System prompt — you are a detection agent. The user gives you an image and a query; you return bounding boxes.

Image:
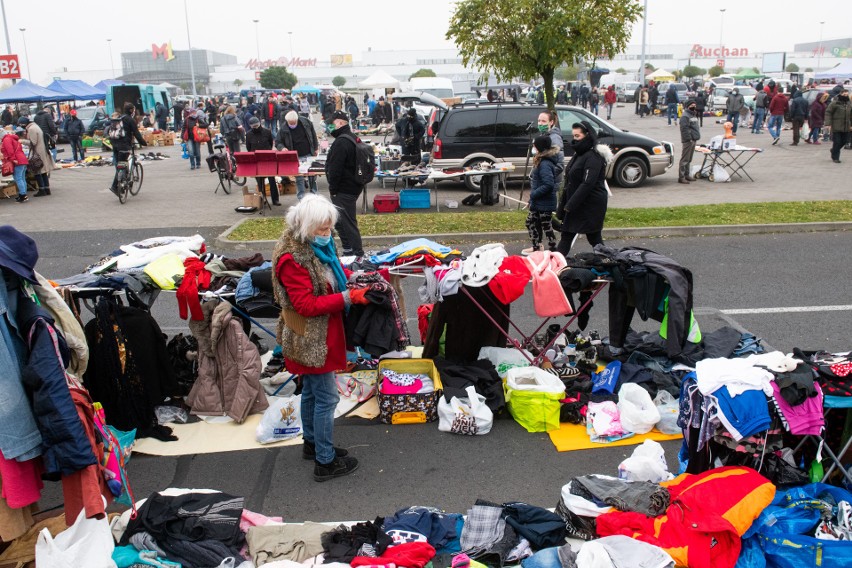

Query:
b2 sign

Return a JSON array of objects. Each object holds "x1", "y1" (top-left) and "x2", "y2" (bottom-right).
[{"x1": 0, "y1": 55, "x2": 22, "y2": 80}]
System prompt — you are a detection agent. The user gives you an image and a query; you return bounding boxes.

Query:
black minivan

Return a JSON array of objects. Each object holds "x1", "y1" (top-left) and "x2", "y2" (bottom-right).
[{"x1": 430, "y1": 102, "x2": 674, "y2": 190}]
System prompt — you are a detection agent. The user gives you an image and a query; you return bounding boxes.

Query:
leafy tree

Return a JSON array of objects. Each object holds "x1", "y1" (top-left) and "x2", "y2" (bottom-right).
[
  {"x1": 752, "y1": 67, "x2": 761, "y2": 74},
  {"x1": 332, "y1": 75, "x2": 347, "y2": 87},
  {"x1": 259, "y1": 66, "x2": 298, "y2": 90},
  {"x1": 555, "y1": 65, "x2": 579, "y2": 81},
  {"x1": 786, "y1": 63, "x2": 799, "y2": 72},
  {"x1": 805, "y1": 67, "x2": 813, "y2": 72},
  {"x1": 644, "y1": 63, "x2": 656, "y2": 72},
  {"x1": 615, "y1": 67, "x2": 627, "y2": 74},
  {"x1": 409, "y1": 68, "x2": 437, "y2": 79},
  {"x1": 447, "y1": 0, "x2": 642, "y2": 109},
  {"x1": 233, "y1": 78, "x2": 243, "y2": 88},
  {"x1": 708, "y1": 65, "x2": 724, "y2": 77},
  {"x1": 682, "y1": 65, "x2": 703, "y2": 78}
]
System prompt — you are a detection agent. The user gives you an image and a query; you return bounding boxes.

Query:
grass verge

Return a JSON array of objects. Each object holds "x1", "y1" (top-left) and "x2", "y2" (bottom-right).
[{"x1": 227, "y1": 201, "x2": 852, "y2": 241}]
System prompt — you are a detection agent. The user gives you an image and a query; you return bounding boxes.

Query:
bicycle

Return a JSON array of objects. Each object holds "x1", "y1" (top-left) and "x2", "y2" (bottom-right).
[
  {"x1": 212, "y1": 141, "x2": 247, "y2": 194},
  {"x1": 112, "y1": 147, "x2": 144, "y2": 204}
]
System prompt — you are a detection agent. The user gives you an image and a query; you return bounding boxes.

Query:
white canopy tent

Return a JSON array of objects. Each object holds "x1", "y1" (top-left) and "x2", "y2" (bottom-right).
[
  {"x1": 646, "y1": 69, "x2": 676, "y2": 82},
  {"x1": 358, "y1": 70, "x2": 401, "y2": 89},
  {"x1": 815, "y1": 60, "x2": 852, "y2": 81}
]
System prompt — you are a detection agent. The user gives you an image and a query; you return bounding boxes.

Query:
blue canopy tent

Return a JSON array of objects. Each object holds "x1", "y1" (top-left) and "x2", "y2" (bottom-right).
[
  {"x1": 0, "y1": 79, "x2": 66, "y2": 103},
  {"x1": 94, "y1": 79, "x2": 124, "y2": 92},
  {"x1": 46, "y1": 79, "x2": 105, "y2": 100},
  {"x1": 292, "y1": 85, "x2": 321, "y2": 94}
]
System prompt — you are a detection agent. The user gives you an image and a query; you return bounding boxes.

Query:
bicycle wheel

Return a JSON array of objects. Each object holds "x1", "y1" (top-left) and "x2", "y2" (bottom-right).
[
  {"x1": 130, "y1": 162, "x2": 143, "y2": 195},
  {"x1": 116, "y1": 173, "x2": 128, "y2": 204},
  {"x1": 233, "y1": 175, "x2": 247, "y2": 187},
  {"x1": 216, "y1": 164, "x2": 231, "y2": 194}
]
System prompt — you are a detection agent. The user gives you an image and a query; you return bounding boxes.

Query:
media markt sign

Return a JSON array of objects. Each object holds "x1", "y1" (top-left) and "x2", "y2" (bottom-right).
[
  {"x1": 152, "y1": 42, "x2": 176, "y2": 62},
  {"x1": 246, "y1": 57, "x2": 317, "y2": 70}
]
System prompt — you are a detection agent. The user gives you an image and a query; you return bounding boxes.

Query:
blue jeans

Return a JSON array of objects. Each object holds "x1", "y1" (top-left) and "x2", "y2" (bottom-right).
[
  {"x1": 300, "y1": 372, "x2": 339, "y2": 464},
  {"x1": 12, "y1": 164, "x2": 27, "y2": 196},
  {"x1": 667, "y1": 103, "x2": 678, "y2": 124},
  {"x1": 809, "y1": 126, "x2": 821, "y2": 143},
  {"x1": 768, "y1": 115, "x2": 783, "y2": 139},
  {"x1": 521, "y1": 547, "x2": 561, "y2": 568},
  {"x1": 187, "y1": 140, "x2": 201, "y2": 168},
  {"x1": 296, "y1": 175, "x2": 317, "y2": 200},
  {"x1": 726, "y1": 113, "x2": 740, "y2": 133},
  {"x1": 265, "y1": 119, "x2": 276, "y2": 137},
  {"x1": 590, "y1": 103, "x2": 599, "y2": 116},
  {"x1": 68, "y1": 136, "x2": 85, "y2": 161},
  {"x1": 752, "y1": 108, "x2": 765, "y2": 132}
]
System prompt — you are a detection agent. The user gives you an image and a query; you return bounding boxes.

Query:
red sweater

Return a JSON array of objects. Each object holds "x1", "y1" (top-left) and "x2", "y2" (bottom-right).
[
  {"x1": 604, "y1": 89, "x2": 617, "y2": 105},
  {"x1": 769, "y1": 94, "x2": 789, "y2": 116},
  {"x1": 276, "y1": 254, "x2": 347, "y2": 375}
]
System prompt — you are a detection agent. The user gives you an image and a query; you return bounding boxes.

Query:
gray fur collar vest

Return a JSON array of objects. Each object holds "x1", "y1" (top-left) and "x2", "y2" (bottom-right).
[{"x1": 272, "y1": 231, "x2": 330, "y2": 368}]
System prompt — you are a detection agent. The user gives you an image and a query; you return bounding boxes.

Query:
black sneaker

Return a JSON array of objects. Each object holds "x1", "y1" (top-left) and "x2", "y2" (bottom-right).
[
  {"x1": 302, "y1": 441, "x2": 349, "y2": 460},
  {"x1": 15, "y1": 194, "x2": 28, "y2": 203},
  {"x1": 314, "y1": 455, "x2": 358, "y2": 482}
]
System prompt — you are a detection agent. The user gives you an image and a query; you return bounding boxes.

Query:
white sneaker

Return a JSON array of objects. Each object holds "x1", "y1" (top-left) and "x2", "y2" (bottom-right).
[{"x1": 521, "y1": 246, "x2": 541, "y2": 256}]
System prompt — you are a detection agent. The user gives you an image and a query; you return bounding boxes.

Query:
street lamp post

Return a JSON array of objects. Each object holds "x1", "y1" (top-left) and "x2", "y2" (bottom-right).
[
  {"x1": 288, "y1": 31, "x2": 293, "y2": 61},
  {"x1": 183, "y1": 0, "x2": 197, "y2": 97},
  {"x1": 648, "y1": 23, "x2": 653, "y2": 55},
  {"x1": 107, "y1": 39, "x2": 115, "y2": 79},
  {"x1": 19, "y1": 27, "x2": 29, "y2": 81},
  {"x1": 817, "y1": 21, "x2": 825, "y2": 70},
  {"x1": 252, "y1": 19, "x2": 260, "y2": 63},
  {"x1": 0, "y1": 0, "x2": 15, "y2": 83},
  {"x1": 638, "y1": 0, "x2": 647, "y2": 83},
  {"x1": 719, "y1": 9, "x2": 726, "y2": 70}
]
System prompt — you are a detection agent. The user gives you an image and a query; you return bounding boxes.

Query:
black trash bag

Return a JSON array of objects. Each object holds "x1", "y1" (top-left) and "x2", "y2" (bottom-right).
[{"x1": 166, "y1": 333, "x2": 198, "y2": 395}]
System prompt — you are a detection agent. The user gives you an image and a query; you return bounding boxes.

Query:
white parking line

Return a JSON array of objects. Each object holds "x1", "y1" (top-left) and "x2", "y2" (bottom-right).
[{"x1": 720, "y1": 305, "x2": 852, "y2": 315}]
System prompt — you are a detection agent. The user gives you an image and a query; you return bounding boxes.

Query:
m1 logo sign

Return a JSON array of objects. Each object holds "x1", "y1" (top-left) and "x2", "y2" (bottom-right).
[{"x1": 0, "y1": 55, "x2": 21, "y2": 80}]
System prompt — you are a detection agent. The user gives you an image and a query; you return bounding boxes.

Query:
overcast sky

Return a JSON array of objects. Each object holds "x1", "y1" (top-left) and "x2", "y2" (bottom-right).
[{"x1": 3, "y1": 0, "x2": 850, "y2": 82}]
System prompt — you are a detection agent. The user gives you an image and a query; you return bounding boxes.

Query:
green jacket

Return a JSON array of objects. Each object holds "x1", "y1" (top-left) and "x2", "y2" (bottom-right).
[{"x1": 825, "y1": 98, "x2": 852, "y2": 133}]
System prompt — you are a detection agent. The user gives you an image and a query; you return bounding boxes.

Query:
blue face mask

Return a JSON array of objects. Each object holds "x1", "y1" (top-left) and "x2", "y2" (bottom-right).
[{"x1": 313, "y1": 235, "x2": 331, "y2": 246}]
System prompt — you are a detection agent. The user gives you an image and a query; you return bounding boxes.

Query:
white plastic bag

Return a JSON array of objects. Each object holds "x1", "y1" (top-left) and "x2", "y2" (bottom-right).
[
  {"x1": 616, "y1": 384, "x2": 660, "y2": 434},
  {"x1": 505, "y1": 366, "x2": 565, "y2": 393},
  {"x1": 478, "y1": 346, "x2": 533, "y2": 378},
  {"x1": 712, "y1": 164, "x2": 730, "y2": 183},
  {"x1": 438, "y1": 386, "x2": 494, "y2": 435},
  {"x1": 36, "y1": 508, "x2": 117, "y2": 568},
  {"x1": 653, "y1": 391, "x2": 681, "y2": 435},
  {"x1": 256, "y1": 395, "x2": 302, "y2": 444},
  {"x1": 618, "y1": 440, "x2": 674, "y2": 483}
]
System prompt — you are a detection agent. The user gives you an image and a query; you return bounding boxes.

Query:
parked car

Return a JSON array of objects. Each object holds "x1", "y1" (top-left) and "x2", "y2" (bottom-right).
[
  {"x1": 802, "y1": 85, "x2": 837, "y2": 107},
  {"x1": 616, "y1": 82, "x2": 641, "y2": 103},
  {"x1": 72, "y1": 106, "x2": 111, "y2": 137},
  {"x1": 430, "y1": 102, "x2": 674, "y2": 190},
  {"x1": 710, "y1": 86, "x2": 757, "y2": 111},
  {"x1": 656, "y1": 83, "x2": 692, "y2": 106}
]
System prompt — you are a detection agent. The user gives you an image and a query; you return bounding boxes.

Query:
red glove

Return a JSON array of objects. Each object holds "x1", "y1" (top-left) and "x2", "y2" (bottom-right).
[{"x1": 349, "y1": 288, "x2": 370, "y2": 305}]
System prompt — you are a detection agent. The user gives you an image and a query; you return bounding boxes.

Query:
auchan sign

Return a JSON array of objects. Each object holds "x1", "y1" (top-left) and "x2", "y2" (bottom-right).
[
  {"x1": 689, "y1": 44, "x2": 749, "y2": 58},
  {"x1": 246, "y1": 57, "x2": 317, "y2": 70}
]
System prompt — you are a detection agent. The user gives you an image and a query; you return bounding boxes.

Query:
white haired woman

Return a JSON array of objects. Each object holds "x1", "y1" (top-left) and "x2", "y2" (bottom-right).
[{"x1": 272, "y1": 195, "x2": 368, "y2": 481}]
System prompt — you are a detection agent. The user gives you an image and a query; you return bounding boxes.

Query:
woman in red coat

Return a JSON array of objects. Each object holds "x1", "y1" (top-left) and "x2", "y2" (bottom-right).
[
  {"x1": 1, "y1": 130, "x2": 30, "y2": 203},
  {"x1": 604, "y1": 85, "x2": 617, "y2": 120},
  {"x1": 271, "y1": 195, "x2": 368, "y2": 481}
]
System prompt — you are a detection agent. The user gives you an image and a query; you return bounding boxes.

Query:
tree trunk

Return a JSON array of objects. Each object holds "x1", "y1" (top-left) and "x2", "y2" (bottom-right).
[{"x1": 542, "y1": 67, "x2": 555, "y2": 110}]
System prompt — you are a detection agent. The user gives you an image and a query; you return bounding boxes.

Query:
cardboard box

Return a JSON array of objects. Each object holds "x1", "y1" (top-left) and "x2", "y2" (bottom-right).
[
  {"x1": 280, "y1": 178, "x2": 297, "y2": 194},
  {"x1": 2, "y1": 183, "x2": 17, "y2": 199},
  {"x1": 242, "y1": 191, "x2": 261, "y2": 210}
]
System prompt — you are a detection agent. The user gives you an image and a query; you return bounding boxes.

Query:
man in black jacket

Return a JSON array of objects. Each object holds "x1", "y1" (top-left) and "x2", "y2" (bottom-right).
[
  {"x1": 275, "y1": 110, "x2": 319, "y2": 200},
  {"x1": 155, "y1": 102, "x2": 169, "y2": 131},
  {"x1": 0, "y1": 105, "x2": 13, "y2": 126},
  {"x1": 108, "y1": 103, "x2": 147, "y2": 194},
  {"x1": 395, "y1": 108, "x2": 426, "y2": 158},
  {"x1": 64, "y1": 109, "x2": 86, "y2": 162},
  {"x1": 371, "y1": 98, "x2": 392, "y2": 125},
  {"x1": 245, "y1": 116, "x2": 280, "y2": 206},
  {"x1": 34, "y1": 107, "x2": 58, "y2": 161},
  {"x1": 325, "y1": 110, "x2": 364, "y2": 257},
  {"x1": 172, "y1": 100, "x2": 185, "y2": 131}
]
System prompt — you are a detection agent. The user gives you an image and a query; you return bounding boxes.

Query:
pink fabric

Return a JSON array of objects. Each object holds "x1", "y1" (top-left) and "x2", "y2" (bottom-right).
[
  {"x1": 771, "y1": 382, "x2": 825, "y2": 435},
  {"x1": 0, "y1": 451, "x2": 44, "y2": 509},
  {"x1": 381, "y1": 377, "x2": 423, "y2": 395},
  {"x1": 240, "y1": 509, "x2": 283, "y2": 532},
  {"x1": 525, "y1": 251, "x2": 572, "y2": 317}
]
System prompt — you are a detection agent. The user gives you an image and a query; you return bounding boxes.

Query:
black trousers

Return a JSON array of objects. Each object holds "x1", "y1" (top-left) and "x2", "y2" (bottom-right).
[
  {"x1": 255, "y1": 176, "x2": 279, "y2": 204},
  {"x1": 330, "y1": 191, "x2": 364, "y2": 256},
  {"x1": 525, "y1": 210, "x2": 556, "y2": 250},
  {"x1": 831, "y1": 131, "x2": 850, "y2": 161},
  {"x1": 556, "y1": 231, "x2": 603, "y2": 256}
]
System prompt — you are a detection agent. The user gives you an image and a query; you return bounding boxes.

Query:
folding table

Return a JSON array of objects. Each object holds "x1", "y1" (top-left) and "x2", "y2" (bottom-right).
[
  {"x1": 697, "y1": 145, "x2": 763, "y2": 182},
  {"x1": 794, "y1": 395, "x2": 852, "y2": 485},
  {"x1": 458, "y1": 279, "x2": 610, "y2": 367}
]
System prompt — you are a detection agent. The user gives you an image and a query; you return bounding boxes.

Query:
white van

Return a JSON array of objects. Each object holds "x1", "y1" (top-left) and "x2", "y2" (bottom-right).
[{"x1": 409, "y1": 77, "x2": 454, "y2": 99}]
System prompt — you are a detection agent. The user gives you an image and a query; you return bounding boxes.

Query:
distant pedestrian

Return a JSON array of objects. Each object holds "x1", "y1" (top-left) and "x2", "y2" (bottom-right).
[
  {"x1": 788, "y1": 91, "x2": 808, "y2": 146},
  {"x1": 589, "y1": 88, "x2": 600, "y2": 116},
  {"x1": 395, "y1": 108, "x2": 425, "y2": 158},
  {"x1": 768, "y1": 91, "x2": 789, "y2": 145},
  {"x1": 155, "y1": 101, "x2": 169, "y2": 131},
  {"x1": 825, "y1": 88, "x2": 851, "y2": 163},
  {"x1": 324, "y1": 110, "x2": 365, "y2": 257},
  {"x1": 556, "y1": 85, "x2": 569, "y2": 105},
  {"x1": 579, "y1": 84, "x2": 589, "y2": 109},
  {"x1": 524, "y1": 135, "x2": 562, "y2": 255},
  {"x1": 1, "y1": 105, "x2": 13, "y2": 127},
  {"x1": 752, "y1": 89, "x2": 769, "y2": 133},
  {"x1": 695, "y1": 89, "x2": 708, "y2": 127},
  {"x1": 678, "y1": 100, "x2": 701, "y2": 184},
  {"x1": 633, "y1": 84, "x2": 642, "y2": 114},
  {"x1": 262, "y1": 95, "x2": 279, "y2": 137},
  {"x1": 603, "y1": 85, "x2": 616, "y2": 120},
  {"x1": 638, "y1": 86, "x2": 650, "y2": 117},
  {"x1": 807, "y1": 92, "x2": 828, "y2": 145},
  {"x1": 1, "y1": 129, "x2": 30, "y2": 203},
  {"x1": 245, "y1": 116, "x2": 280, "y2": 206},
  {"x1": 63, "y1": 109, "x2": 86, "y2": 162},
  {"x1": 19, "y1": 117, "x2": 54, "y2": 197},
  {"x1": 219, "y1": 105, "x2": 244, "y2": 153},
  {"x1": 665, "y1": 84, "x2": 680, "y2": 126}
]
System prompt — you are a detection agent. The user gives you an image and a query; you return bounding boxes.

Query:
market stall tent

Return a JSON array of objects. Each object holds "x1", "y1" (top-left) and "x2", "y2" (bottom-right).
[
  {"x1": 359, "y1": 70, "x2": 401, "y2": 89},
  {"x1": 46, "y1": 79, "x2": 105, "y2": 100},
  {"x1": 733, "y1": 70, "x2": 763, "y2": 81},
  {"x1": 815, "y1": 60, "x2": 852, "y2": 80},
  {"x1": 292, "y1": 85, "x2": 321, "y2": 94},
  {"x1": 0, "y1": 79, "x2": 67, "y2": 103},
  {"x1": 645, "y1": 69, "x2": 676, "y2": 82},
  {"x1": 94, "y1": 79, "x2": 124, "y2": 92}
]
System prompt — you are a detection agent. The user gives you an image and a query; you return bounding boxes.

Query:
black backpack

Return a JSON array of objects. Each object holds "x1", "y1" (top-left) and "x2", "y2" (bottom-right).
[{"x1": 338, "y1": 133, "x2": 375, "y2": 186}]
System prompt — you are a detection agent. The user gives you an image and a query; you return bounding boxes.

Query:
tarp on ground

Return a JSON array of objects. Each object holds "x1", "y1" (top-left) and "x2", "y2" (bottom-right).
[
  {"x1": 815, "y1": 60, "x2": 852, "y2": 80},
  {"x1": 46, "y1": 79, "x2": 104, "y2": 100},
  {"x1": 0, "y1": 79, "x2": 67, "y2": 103},
  {"x1": 359, "y1": 70, "x2": 400, "y2": 89}
]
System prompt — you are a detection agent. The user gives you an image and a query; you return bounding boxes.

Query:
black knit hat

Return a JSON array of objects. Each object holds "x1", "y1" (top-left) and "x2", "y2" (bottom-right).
[{"x1": 533, "y1": 135, "x2": 552, "y2": 153}]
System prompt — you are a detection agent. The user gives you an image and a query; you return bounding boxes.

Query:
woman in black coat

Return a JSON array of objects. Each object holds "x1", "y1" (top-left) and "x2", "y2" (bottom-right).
[{"x1": 555, "y1": 121, "x2": 613, "y2": 256}]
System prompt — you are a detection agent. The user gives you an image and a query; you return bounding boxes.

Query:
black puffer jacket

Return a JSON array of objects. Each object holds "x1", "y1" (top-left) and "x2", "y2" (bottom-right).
[
  {"x1": 34, "y1": 110, "x2": 57, "y2": 138},
  {"x1": 325, "y1": 124, "x2": 362, "y2": 196},
  {"x1": 557, "y1": 140, "x2": 613, "y2": 234}
]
